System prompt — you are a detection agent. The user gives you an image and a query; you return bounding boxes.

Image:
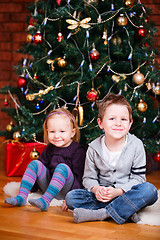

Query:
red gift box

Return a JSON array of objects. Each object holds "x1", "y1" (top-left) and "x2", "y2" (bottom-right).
[{"x1": 5, "y1": 142, "x2": 46, "y2": 177}]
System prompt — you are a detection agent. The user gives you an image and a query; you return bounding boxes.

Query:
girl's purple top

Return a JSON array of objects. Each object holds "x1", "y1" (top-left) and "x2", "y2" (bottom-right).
[{"x1": 32, "y1": 141, "x2": 86, "y2": 192}]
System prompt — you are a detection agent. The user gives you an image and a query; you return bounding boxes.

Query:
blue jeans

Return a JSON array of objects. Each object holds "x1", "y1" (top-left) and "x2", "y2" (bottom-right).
[{"x1": 65, "y1": 182, "x2": 158, "y2": 224}]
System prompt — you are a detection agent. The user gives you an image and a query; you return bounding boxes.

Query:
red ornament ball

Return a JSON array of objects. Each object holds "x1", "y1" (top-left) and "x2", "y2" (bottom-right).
[
  {"x1": 33, "y1": 31, "x2": 43, "y2": 44},
  {"x1": 145, "y1": 16, "x2": 150, "y2": 23},
  {"x1": 33, "y1": 74, "x2": 38, "y2": 80},
  {"x1": 142, "y1": 42, "x2": 150, "y2": 49},
  {"x1": 136, "y1": 27, "x2": 147, "y2": 38},
  {"x1": 17, "y1": 76, "x2": 27, "y2": 88},
  {"x1": 86, "y1": 88, "x2": 99, "y2": 102},
  {"x1": 153, "y1": 152, "x2": 160, "y2": 162},
  {"x1": 56, "y1": 0, "x2": 62, "y2": 5},
  {"x1": 89, "y1": 48, "x2": 100, "y2": 61},
  {"x1": 4, "y1": 100, "x2": 9, "y2": 106},
  {"x1": 29, "y1": 17, "x2": 37, "y2": 26}
]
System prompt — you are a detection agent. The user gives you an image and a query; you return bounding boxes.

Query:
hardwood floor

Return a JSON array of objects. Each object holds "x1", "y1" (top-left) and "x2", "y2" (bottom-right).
[{"x1": 0, "y1": 140, "x2": 160, "y2": 240}]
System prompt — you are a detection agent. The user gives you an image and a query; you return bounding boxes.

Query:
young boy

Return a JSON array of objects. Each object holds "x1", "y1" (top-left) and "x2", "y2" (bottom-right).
[{"x1": 65, "y1": 93, "x2": 158, "y2": 224}]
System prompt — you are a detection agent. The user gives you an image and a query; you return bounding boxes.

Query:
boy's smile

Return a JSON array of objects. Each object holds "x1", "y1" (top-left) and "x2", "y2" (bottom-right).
[{"x1": 97, "y1": 104, "x2": 133, "y2": 149}]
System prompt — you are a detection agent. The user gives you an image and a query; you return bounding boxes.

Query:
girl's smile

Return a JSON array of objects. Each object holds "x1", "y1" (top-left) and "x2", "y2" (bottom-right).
[{"x1": 47, "y1": 115, "x2": 76, "y2": 148}]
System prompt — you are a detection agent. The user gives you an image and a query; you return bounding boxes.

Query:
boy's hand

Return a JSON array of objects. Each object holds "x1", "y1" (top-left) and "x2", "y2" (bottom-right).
[
  {"x1": 92, "y1": 186, "x2": 124, "y2": 202},
  {"x1": 102, "y1": 187, "x2": 124, "y2": 202},
  {"x1": 95, "y1": 186, "x2": 108, "y2": 202}
]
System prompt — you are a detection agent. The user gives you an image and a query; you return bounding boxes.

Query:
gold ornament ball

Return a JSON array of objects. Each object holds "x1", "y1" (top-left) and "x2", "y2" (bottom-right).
[
  {"x1": 133, "y1": 71, "x2": 145, "y2": 85},
  {"x1": 111, "y1": 36, "x2": 122, "y2": 45},
  {"x1": 125, "y1": 0, "x2": 134, "y2": 8},
  {"x1": 153, "y1": 82, "x2": 160, "y2": 95},
  {"x1": 13, "y1": 131, "x2": 21, "y2": 140},
  {"x1": 26, "y1": 34, "x2": 33, "y2": 43},
  {"x1": 6, "y1": 122, "x2": 13, "y2": 131},
  {"x1": 30, "y1": 148, "x2": 40, "y2": 160},
  {"x1": 58, "y1": 58, "x2": 67, "y2": 67},
  {"x1": 116, "y1": 14, "x2": 128, "y2": 26},
  {"x1": 137, "y1": 100, "x2": 148, "y2": 112}
]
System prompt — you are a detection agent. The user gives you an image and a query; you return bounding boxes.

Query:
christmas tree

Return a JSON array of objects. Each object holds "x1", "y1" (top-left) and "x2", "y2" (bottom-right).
[{"x1": 0, "y1": 0, "x2": 159, "y2": 156}]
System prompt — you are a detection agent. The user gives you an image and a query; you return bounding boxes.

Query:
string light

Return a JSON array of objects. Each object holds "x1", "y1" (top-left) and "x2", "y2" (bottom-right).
[{"x1": 80, "y1": 60, "x2": 85, "y2": 67}]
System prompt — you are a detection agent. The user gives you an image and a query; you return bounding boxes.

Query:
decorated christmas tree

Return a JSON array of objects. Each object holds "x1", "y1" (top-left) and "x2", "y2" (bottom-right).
[{"x1": 0, "y1": 0, "x2": 160, "y2": 158}]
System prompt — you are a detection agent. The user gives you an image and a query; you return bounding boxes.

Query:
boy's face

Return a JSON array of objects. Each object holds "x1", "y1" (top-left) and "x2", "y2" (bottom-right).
[{"x1": 97, "y1": 104, "x2": 133, "y2": 141}]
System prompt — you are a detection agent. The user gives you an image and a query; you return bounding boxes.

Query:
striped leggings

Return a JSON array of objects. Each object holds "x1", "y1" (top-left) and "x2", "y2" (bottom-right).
[{"x1": 19, "y1": 160, "x2": 74, "y2": 200}]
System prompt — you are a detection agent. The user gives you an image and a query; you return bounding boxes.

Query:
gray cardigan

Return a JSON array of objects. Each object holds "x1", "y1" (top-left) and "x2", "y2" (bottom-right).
[{"x1": 83, "y1": 133, "x2": 146, "y2": 192}]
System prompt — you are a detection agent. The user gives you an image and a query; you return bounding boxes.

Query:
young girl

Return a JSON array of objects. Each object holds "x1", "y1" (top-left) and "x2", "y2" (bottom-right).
[
  {"x1": 65, "y1": 93, "x2": 158, "y2": 224},
  {"x1": 5, "y1": 108, "x2": 86, "y2": 211}
]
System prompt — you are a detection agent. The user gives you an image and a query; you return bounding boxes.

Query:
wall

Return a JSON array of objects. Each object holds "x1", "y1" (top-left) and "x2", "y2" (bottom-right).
[
  {"x1": 0, "y1": 0, "x2": 33, "y2": 130},
  {"x1": 143, "y1": 0, "x2": 160, "y2": 65},
  {"x1": 0, "y1": 0, "x2": 160, "y2": 131}
]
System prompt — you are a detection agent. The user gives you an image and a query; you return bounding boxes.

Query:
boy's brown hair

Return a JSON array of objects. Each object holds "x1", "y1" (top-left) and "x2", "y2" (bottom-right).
[
  {"x1": 43, "y1": 108, "x2": 80, "y2": 144},
  {"x1": 97, "y1": 93, "x2": 133, "y2": 122}
]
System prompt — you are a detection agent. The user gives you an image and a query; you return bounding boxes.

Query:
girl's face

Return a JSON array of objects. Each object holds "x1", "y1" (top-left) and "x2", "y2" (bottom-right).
[
  {"x1": 47, "y1": 115, "x2": 76, "y2": 148},
  {"x1": 97, "y1": 104, "x2": 133, "y2": 142}
]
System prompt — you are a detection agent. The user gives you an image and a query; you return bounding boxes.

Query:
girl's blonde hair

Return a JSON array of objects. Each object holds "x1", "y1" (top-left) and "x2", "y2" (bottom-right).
[{"x1": 43, "y1": 108, "x2": 80, "y2": 144}]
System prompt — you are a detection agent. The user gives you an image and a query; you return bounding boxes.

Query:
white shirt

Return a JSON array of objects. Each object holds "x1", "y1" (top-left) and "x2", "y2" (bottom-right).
[{"x1": 102, "y1": 136, "x2": 127, "y2": 168}]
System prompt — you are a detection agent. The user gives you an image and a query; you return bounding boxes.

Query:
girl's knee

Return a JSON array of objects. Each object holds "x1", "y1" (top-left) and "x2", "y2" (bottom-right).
[
  {"x1": 55, "y1": 163, "x2": 70, "y2": 171},
  {"x1": 28, "y1": 159, "x2": 39, "y2": 168},
  {"x1": 55, "y1": 163, "x2": 71, "y2": 178},
  {"x1": 28, "y1": 160, "x2": 44, "y2": 174}
]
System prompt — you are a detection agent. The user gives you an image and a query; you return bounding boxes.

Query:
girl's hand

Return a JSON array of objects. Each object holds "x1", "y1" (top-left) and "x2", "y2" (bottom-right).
[{"x1": 62, "y1": 200, "x2": 68, "y2": 211}]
